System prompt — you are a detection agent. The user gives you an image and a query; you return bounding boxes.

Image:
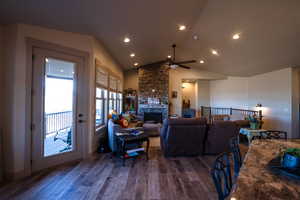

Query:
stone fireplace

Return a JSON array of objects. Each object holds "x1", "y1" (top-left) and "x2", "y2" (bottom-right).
[{"x1": 138, "y1": 65, "x2": 169, "y2": 120}]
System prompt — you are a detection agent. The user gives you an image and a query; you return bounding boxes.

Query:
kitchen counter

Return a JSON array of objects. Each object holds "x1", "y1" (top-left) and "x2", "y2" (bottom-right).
[{"x1": 230, "y1": 139, "x2": 300, "y2": 200}]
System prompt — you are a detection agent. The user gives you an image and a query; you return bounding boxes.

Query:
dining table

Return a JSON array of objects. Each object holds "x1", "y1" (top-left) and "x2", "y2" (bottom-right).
[{"x1": 230, "y1": 139, "x2": 300, "y2": 200}]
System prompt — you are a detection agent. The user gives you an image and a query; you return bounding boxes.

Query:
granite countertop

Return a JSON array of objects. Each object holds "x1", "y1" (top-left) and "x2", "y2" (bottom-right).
[{"x1": 230, "y1": 139, "x2": 300, "y2": 200}]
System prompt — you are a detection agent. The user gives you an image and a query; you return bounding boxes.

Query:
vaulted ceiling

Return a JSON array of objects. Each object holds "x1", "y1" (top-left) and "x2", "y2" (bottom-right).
[{"x1": 1, "y1": 0, "x2": 300, "y2": 76}]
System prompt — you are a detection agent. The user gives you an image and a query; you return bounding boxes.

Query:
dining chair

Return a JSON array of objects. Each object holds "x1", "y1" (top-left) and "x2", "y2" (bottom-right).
[
  {"x1": 229, "y1": 136, "x2": 242, "y2": 179},
  {"x1": 211, "y1": 152, "x2": 233, "y2": 200},
  {"x1": 259, "y1": 130, "x2": 287, "y2": 140}
]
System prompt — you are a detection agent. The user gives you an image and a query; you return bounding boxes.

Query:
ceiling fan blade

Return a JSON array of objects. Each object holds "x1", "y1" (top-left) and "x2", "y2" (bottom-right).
[
  {"x1": 138, "y1": 60, "x2": 167, "y2": 68},
  {"x1": 177, "y1": 64, "x2": 191, "y2": 69},
  {"x1": 174, "y1": 60, "x2": 197, "y2": 65}
]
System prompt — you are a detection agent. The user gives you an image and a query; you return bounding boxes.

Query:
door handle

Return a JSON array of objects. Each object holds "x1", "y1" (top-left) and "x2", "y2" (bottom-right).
[
  {"x1": 78, "y1": 119, "x2": 86, "y2": 123},
  {"x1": 78, "y1": 113, "x2": 84, "y2": 117}
]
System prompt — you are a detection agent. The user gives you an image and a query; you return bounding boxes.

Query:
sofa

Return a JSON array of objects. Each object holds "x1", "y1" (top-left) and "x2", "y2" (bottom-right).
[
  {"x1": 204, "y1": 121, "x2": 240, "y2": 154},
  {"x1": 160, "y1": 118, "x2": 207, "y2": 157},
  {"x1": 160, "y1": 118, "x2": 242, "y2": 156}
]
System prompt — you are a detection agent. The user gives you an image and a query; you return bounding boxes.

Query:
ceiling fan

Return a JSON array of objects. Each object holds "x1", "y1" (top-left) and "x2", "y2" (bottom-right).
[{"x1": 138, "y1": 44, "x2": 196, "y2": 69}]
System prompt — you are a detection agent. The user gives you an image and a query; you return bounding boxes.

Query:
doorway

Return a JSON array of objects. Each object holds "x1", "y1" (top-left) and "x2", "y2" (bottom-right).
[
  {"x1": 181, "y1": 80, "x2": 196, "y2": 118},
  {"x1": 31, "y1": 47, "x2": 86, "y2": 172}
]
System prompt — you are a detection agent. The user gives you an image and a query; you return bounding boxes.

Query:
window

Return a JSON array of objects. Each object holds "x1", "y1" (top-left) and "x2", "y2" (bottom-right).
[
  {"x1": 116, "y1": 92, "x2": 123, "y2": 114},
  {"x1": 95, "y1": 88, "x2": 107, "y2": 127},
  {"x1": 95, "y1": 59, "x2": 123, "y2": 130},
  {"x1": 109, "y1": 91, "x2": 117, "y2": 114}
]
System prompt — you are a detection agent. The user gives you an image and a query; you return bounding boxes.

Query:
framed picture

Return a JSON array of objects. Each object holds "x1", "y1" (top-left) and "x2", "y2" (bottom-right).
[{"x1": 172, "y1": 91, "x2": 177, "y2": 98}]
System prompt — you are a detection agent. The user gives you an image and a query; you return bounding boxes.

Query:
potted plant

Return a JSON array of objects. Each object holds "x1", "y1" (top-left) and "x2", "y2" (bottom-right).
[
  {"x1": 246, "y1": 114, "x2": 261, "y2": 130},
  {"x1": 282, "y1": 148, "x2": 300, "y2": 169}
]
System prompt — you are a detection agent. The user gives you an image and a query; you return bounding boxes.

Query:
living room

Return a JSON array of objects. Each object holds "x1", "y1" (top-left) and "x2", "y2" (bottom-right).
[{"x1": 1, "y1": 1, "x2": 300, "y2": 200}]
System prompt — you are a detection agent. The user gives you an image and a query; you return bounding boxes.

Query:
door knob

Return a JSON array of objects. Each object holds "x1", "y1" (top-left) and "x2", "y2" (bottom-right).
[{"x1": 78, "y1": 113, "x2": 83, "y2": 117}]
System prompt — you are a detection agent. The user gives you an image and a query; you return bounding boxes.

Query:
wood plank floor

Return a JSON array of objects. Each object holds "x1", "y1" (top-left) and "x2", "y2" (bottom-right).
[{"x1": 0, "y1": 138, "x2": 222, "y2": 200}]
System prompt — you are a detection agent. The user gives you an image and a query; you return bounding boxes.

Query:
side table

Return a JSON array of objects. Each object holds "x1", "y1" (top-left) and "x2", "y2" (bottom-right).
[
  {"x1": 116, "y1": 133, "x2": 150, "y2": 166},
  {"x1": 239, "y1": 128, "x2": 266, "y2": 144}
]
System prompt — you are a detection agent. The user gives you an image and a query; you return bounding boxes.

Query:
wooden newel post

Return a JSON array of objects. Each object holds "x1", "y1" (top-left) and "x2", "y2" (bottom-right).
[
  {"x1": 258, "y1": 110, "x2": 262, "y2": 121},
  {"x1": 200, "y1": 106, "x2": 204, "y2": 117}
]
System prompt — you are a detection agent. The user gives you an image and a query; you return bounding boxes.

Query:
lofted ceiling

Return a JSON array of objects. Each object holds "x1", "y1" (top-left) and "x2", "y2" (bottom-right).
[{"x1": 1, "y1": 0, "x2": 300, "y2": 76}]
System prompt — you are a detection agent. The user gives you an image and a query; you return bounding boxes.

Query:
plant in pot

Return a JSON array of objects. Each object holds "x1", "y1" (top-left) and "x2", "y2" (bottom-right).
[
  {"x1": 246, "y1": 114, "x2": 262, "y2": 130},
  {"x1": 282, "y1": 148, "x2": 300, "y2": 169}
]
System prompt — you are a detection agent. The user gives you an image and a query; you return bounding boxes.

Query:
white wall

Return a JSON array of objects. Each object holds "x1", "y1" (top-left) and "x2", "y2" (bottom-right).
[
  {"x1": 248, "y1": 68, "x2": 293, "y2": 136},
  {"x1": 2, "y1": 24, "x2": 124, "y2": 178},
  {"x1": 210, "y1": 68, "x2": 297, "y2": 138},
  {"x1": 196, "y1": 80, "x2": 210, "y2": 108},
  {"x1": 210, "y1": 77, "x2": 249, "y2": 109}
]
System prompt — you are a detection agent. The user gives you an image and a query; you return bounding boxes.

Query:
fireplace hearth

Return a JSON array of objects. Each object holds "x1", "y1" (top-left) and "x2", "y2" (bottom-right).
[{"x1": 143, "y1": 112, "x2": 163, "y2": 123}]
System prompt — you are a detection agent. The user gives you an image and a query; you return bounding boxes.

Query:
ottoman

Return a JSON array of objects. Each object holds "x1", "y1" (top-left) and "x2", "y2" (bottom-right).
[{"x1": 143, "y1": 123, "x2": 162, "y2": 137}]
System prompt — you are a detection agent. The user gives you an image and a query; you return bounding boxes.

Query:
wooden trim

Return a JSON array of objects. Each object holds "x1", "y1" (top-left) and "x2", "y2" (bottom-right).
[{"x1": 25, "y1": 38, "x2": 90, "y2": 178}]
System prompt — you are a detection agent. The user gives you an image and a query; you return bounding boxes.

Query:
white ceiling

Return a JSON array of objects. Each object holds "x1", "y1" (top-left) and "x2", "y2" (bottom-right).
[{"x1": 1, "y1": 0, "x2": 300, "y2": 76}]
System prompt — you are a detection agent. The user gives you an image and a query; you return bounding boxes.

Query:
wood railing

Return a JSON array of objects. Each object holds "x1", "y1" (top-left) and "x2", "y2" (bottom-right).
[{"x1": 200, "y1": 106, "x2": 260, "y2": 123}]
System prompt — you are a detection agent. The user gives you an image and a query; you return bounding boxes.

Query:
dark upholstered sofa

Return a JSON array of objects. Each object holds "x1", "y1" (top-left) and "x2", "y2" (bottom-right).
[
  {"x1": 160, "y1": 118, "x2": 207, "y2": 157},
  {"x1": 160, "y1": 118, "x2": 242, "y2": 156},
  {"x1": 204, "y1": 121, "x2": 239, "y2": 154}
]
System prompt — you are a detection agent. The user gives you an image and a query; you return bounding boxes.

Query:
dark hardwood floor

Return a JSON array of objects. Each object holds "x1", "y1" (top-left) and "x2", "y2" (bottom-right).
[{"x1": 0, "y1": 138, "x2": 222, "y2": 200}]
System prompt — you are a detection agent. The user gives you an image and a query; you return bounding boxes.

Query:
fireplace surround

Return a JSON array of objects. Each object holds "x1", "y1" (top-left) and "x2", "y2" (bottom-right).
[{"x1": 138, "y1": 65, "x2": 169, "y2": 120}]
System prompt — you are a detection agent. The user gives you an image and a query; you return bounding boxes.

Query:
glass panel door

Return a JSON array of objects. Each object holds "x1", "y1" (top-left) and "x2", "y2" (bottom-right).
[
  {"x1": 31, "y1": 47, "x2": 85, "y2": 172},
  {"x1": 44, "y1": 58, "x2": 75, "y2": 157}
]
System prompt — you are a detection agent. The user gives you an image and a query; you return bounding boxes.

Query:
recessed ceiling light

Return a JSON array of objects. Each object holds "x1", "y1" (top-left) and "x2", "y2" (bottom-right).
[
  {"x1": 60, "y1": 69, "x2": 64, "y2": 72},
  {"x1": 167, "y1": 55, "x2": 172, "y2": 59},
  {"x1": 45, "y1": 58, "x2": 49, "y2": 62},
  {"x1": 211, "y1": 49, "x2": 219, "y2": 55},
  {"x1": 134, "y1": 62, "x2": 138, "y2": 66},
  {"x1": 178, "y1": 25, "x2": 186, "y2": 31},
  {"x1": 130, "y1": 53, "x2": 135, "y2": 57},
  {"x1": 193, "y1": 35, "x2": 199, "y2": 40},
  {"x1": 200, "y1": 60, "x2": 205, "y2": 64},
  {"x1": 124, "y1": 37, "x2": 130, "y2": 43},
  {"x1": 232, "y1": 33, "x2": 240, "y2": 40}
]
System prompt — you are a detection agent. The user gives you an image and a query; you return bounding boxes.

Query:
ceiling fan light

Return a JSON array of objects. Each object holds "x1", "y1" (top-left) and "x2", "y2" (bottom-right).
[{"x1": 170, "y1": 64, "x2": 178, "y2": 69}]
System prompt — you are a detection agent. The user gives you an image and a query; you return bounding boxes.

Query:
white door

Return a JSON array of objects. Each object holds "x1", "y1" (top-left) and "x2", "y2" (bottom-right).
[{"x1": 31, "y1": 47, "x2": 85, "y2": 172}]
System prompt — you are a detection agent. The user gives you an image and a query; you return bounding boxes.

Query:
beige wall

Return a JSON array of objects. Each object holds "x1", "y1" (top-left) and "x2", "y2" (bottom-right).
[
  {"x1": 2, "y1": 24, "x2": 18, "y2": 177},
  {"x1": 182, "y1": 82, "x2": 196, "y2": 109},
  {"x1": 124, "y1": 69, "x2": 138, "y2": 90},
  {"x1": 2, "y1": 24, "x2": 123, "y2": 178},
  {"x1": 210, "y1": 68, "x2": 298, "y2": 138},
  {"x1": 0, "y1": 25, "x2": 4, "y2": 182}
]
